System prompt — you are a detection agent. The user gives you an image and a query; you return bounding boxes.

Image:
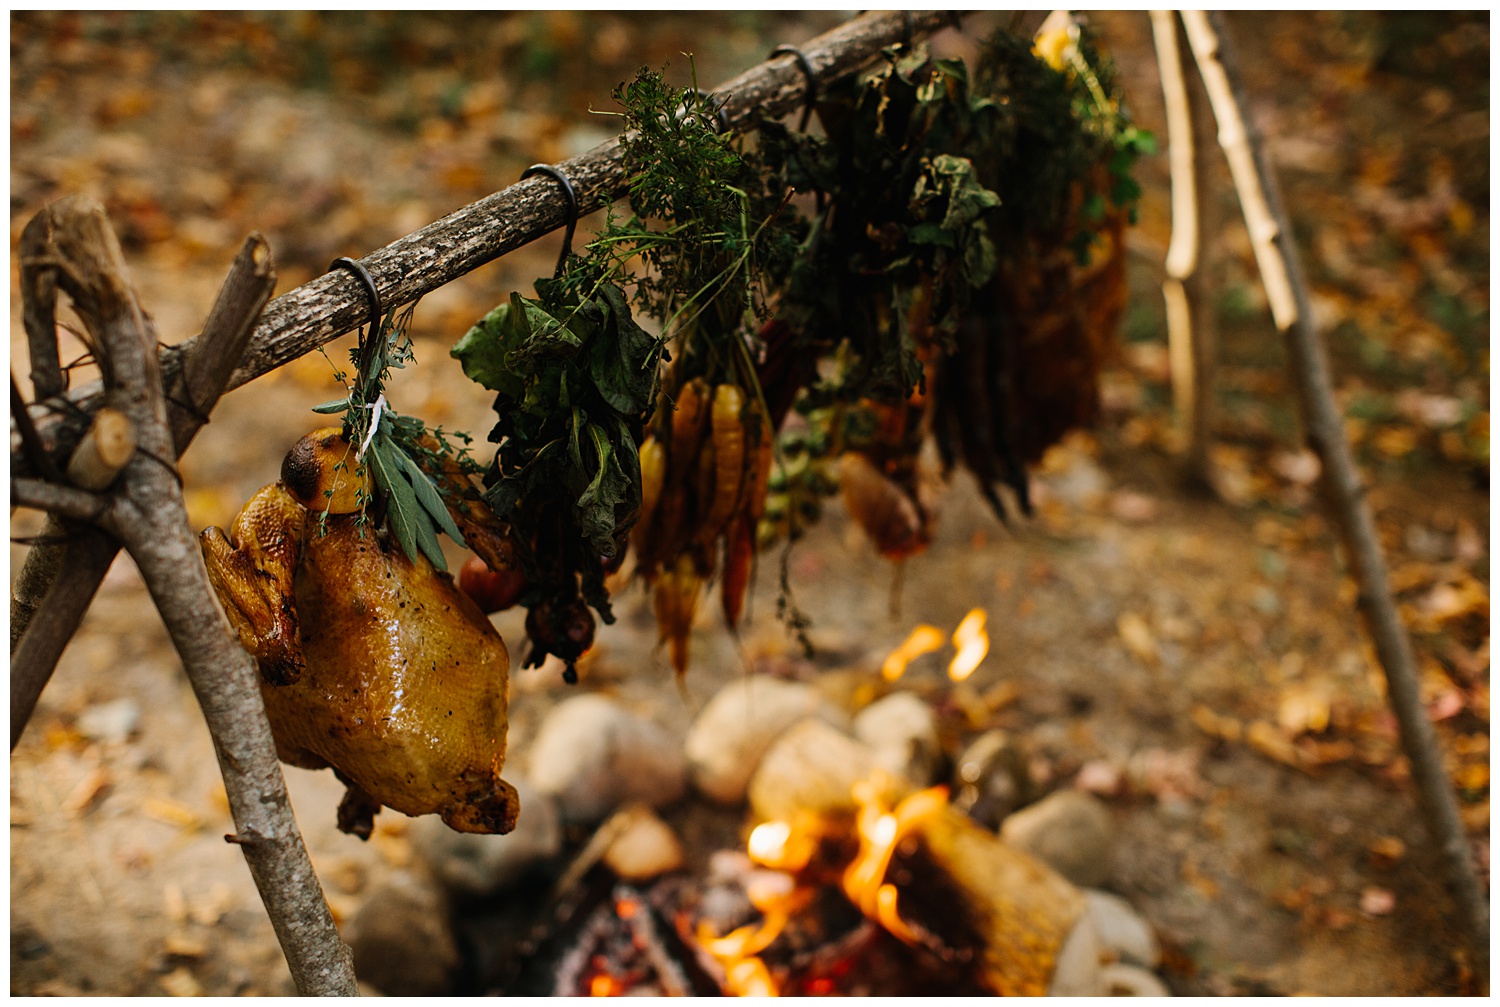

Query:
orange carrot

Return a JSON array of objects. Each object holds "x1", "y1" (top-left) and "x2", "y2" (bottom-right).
[
  {"x1": 720, "y1": 514, "x2": 754, "y2": 630},
  {"x1": 704, "y1": 384, "x2": 746, "y2": 536}
]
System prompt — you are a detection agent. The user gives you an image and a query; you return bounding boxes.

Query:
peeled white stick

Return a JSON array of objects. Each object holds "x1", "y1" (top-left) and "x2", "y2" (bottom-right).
[{"x1": 1150, "y1": 10, "x2": 1199, "y2": 433}]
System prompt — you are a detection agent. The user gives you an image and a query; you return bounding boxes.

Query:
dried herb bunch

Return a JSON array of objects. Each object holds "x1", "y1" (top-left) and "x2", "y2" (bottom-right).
[
  {"x1": 455, "y1": 24, "x2": 1151, "y2": 681},
  {"x1": 762, "y1": 25, "x2": 1151, "y2": 560}
]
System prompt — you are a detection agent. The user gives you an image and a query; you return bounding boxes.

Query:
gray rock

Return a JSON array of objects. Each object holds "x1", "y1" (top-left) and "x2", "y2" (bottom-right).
[
  {"x1": 685, "y1": 676, "x2": 849, "y2": 805},
  {"x1": 1047, "y1": 912, "x2": 1103, "y2": 996},
  {"x1": 954, "y1": 729, "x2": 1033, "y2": 829},
  {"x1": 1084, "y1": 889, "x2": 1160, "y2": 968},
  {"x1": 346, "y1": 872, "x2": 458, "y2": 997},
  {"x1": 76, "y1": 698, "x2": 141, "y2": 744},
  {"x1": 1000, "y1": 790, "x2": 1115, "y2": 888},
  {"x1": 1098, "y1": 963, "x2": 1171, "y2": 996},
  {"x1": 602, "y1": 806, "x2": 684, "y2": 881},
  {"x1": 748, "y1": 719, "x2": 878, "y2": 822},
  {"x1": 526, "y1": 694, "x2": 686, "y2": 825},
  {"x1": 852, "y1": 691, "x2": 941, "y2": 786},
  {"x1": 410, "y1": 777, "x2": 561, "y2": 899}
]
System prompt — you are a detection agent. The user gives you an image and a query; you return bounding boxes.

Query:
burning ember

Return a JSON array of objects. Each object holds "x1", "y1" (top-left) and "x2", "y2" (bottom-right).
[
  {"x1": 695, "y1": 869, "x2": 809, "y2": 996},
  {"x1": 948, "y1": 608, "x2": 989, "y2": 682}
]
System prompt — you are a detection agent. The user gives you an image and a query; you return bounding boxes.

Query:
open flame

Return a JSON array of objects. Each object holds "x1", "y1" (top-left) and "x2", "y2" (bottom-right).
[
  {"x1": 746, "y1": 811, "x2": 820, "y2": 873},
  {"x1": 589, "y1": 973, "x2": 623, "y2": 997},
  {"x1": 882, "y1": 624, "x2": 946, "y2": 682},
  {"x1": 697, "y1": 845, "x2": 813, "y2": 996},
  {"x1": 843, "y1": 772, "x2": 950, "y2": 946},
  {"x1": 948, "y1": 608, "x2": 989, "y2": 682}
]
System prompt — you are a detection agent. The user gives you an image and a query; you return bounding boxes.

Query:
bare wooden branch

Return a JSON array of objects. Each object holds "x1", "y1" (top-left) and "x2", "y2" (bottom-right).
[
  {"x1": 9, "y1": 527, "x2": 117, "y2": 748},
  {"x1": 1183, "y1": 9, "x2": 1490, "y2": 963},
  {"x1": 173, "y1": 234, "x2": 277, "y2": 450},
  {"x1": 12, "y1": 477, "x2": 112, "y2": 524},
  {"x1": 13, "y1": 10, "x2": 960, "y2": 479},
  {"x1": 9, "y1": 197, "x2": 354, "y2": 994},
  {"x1": 11, "y1": 374, "x2": 65, "y2": 484},
  {"x1": 10, "y1": 234, "x2": 276, "y2": 709},
  {"x1": 1183, "y1": 23, "x2": 1220, "y2": 489},
  {"x1": 19, "y1": 214, "x2": 65, "y2": 400}
]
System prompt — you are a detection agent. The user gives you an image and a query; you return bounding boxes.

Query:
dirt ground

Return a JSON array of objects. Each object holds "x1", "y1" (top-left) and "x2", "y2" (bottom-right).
[{"x1": 9, "y1": 12, "x2": 1489, "y2": 996}]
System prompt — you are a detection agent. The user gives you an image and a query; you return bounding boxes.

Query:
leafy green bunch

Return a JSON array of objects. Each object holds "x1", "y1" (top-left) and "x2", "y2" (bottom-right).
[
  {"x1": 603, "y1": 64, "x2": 801, "y2": 390},
  {"x1": 451, "y1": 267, "x2": 660, "y2": 618}
]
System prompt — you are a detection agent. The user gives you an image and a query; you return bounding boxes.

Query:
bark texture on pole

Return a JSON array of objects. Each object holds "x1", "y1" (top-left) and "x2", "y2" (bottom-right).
[
  {"x1": 9, "y1": 197, "x2": 356, "y2": 994},
  {"x1": 13, "y1": 10, "x2": 959, "y2": 480},
  {"x1": 1182, "y1": 10, "x2": 1489, "y2": 963}
]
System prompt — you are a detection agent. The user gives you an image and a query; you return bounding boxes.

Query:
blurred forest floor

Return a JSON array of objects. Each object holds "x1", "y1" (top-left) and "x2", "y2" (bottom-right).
[{"x1": 9, "y1": 11, "x2": 1489, "y2": 996}]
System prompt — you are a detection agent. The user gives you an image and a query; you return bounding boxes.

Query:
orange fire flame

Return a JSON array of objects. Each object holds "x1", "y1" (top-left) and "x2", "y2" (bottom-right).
[
  {"x1": 697, "y1": 860, "x2": 811, "y2": 996},
  {"x1": 747, "y1": 812, "x2": 820, "y2": 873},
  {"x1": 882, "y1": 624, "x2": 946, "y2": 682},
  {"x1": 589, "y1": 973, "x2": 623, "y2": 997},
  {"x1": 948, "y1": 608, "x2": 989, "y2": 682},
  {"x1": 843, "y1": 772, "x2": 950, "y2": 947}
]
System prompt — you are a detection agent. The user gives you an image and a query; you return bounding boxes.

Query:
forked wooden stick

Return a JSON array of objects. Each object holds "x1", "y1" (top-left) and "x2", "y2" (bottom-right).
[
  {"x1": 11, "y1": 233, "x2": 277, "y2": 749},
  {"x1": 9, "y1": 196, "x2": 357, "y2": 994},
  {"x1": 1181, "y1": 9, "x2": 1489, "y2": 963}
]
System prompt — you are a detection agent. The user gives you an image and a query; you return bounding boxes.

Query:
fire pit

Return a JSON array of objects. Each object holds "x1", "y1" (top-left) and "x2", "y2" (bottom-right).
[{"x1": 379, "y1": 622, "x2": 1172, "y2": 998}]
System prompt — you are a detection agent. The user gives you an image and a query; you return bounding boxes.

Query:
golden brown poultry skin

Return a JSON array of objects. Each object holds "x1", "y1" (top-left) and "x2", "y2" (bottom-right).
[{"x1": 200, "y1": 431, "x2": 517, "y2": 838}]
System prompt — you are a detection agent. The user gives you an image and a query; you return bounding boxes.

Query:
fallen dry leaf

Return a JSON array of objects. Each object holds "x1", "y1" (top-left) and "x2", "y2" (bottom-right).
[
  {"x1": 1372, "y1": 425, "x2": 1418, "y2": 459},
  {"x1": 160, "y1": 968, "x2": 204, "y2": 998},
  {"x1": 1453, "y1": 762, "x2": 1488, "y2": 792},
  {"x1": 1270, "y1": 449, "x2": 1321, "y2": 485},
  {"x1": 163, "y1": 931, "x2": 207, "y2": 958},
  {"x1": 163, "y1": 883, "x2": 189, "y2": 926},
  {"x1": 1366, "y1": 835, "x2": 1406, "y2": 868},
  {"x1": 1191, "y1": 704, "x2": 1244, "y2": 743},
  {"x1": 1277, "y1": 684, "x2": 1332, "y2": 736},
  {"x1": 1246, "y1": 720, "x2": 1307, "y2": 771},
  {"x1": 1117, "y1": 612, "x2": 1158, "y2": 666},
  {"x1": 1074, "y1": 759, "x2": 1123, "y2": 796},
  {"x1": 1109, "y1": 490, "x2": 1159, "y2": 524},
  {"x1": 61, "y1": 768, "x2": 111, "y2": 817},
  {"x1": 1359, "y1": 886, "x2": 1396, "y2": 916},
  {"x1": 189, "y1": 883, "x2": 234, "y2": 927},
  {"x1": 142, "y1": 796, "x2": 206, "y2": 831}
]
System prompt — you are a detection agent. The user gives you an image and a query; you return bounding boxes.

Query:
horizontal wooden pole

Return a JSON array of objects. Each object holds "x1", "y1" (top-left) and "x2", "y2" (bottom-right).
[{"x1": 13, "y1": 10, "x2": 960, "y2": 479}]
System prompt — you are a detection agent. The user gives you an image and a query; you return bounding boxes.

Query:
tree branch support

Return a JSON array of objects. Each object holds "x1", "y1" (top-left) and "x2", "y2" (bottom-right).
[
  {"x1": 1182, "y1": 9, "x2": 1489, "y2": 965},
  {"x1": 10, "y1": 195, "x2": 356, "y2": 995}
]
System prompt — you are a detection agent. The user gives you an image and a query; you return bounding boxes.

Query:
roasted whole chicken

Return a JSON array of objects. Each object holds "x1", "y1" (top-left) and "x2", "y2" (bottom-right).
[{"x1": 200, "y1": 428, "x2": 517, "y2": 838}]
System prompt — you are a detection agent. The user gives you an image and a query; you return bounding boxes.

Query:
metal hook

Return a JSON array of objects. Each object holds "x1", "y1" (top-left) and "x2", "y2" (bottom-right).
[
  {"x1": 520, "y1": 164, "x2": 579, "y2": 279},
  {"x1": 769, "y1": 45, "x2": 818, "y2": 132},
  {"x1": 328, "y1": 256, "x2": 383, "y2": 392}
]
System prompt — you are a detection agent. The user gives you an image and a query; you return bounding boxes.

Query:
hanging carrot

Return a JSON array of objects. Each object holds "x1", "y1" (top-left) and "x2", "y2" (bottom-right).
[
  {"x1": 653, "y1": 553, "x2": 702, "y2": 684},
  {"x1": 743, "y1": 405, "x2": 775, "y2": 524},
  {"x1": 670, "y1": 378, "x2": 711, "y2": 486},
  {"x1": 637, "y1": 436, "x2": 667, "y2": 535},
  {"x1": 704, "y1": 383, "x2": 746, "y2": 536},
  {"x1": 720, "y1": 514, "x2": 755, "y2": 630}
]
